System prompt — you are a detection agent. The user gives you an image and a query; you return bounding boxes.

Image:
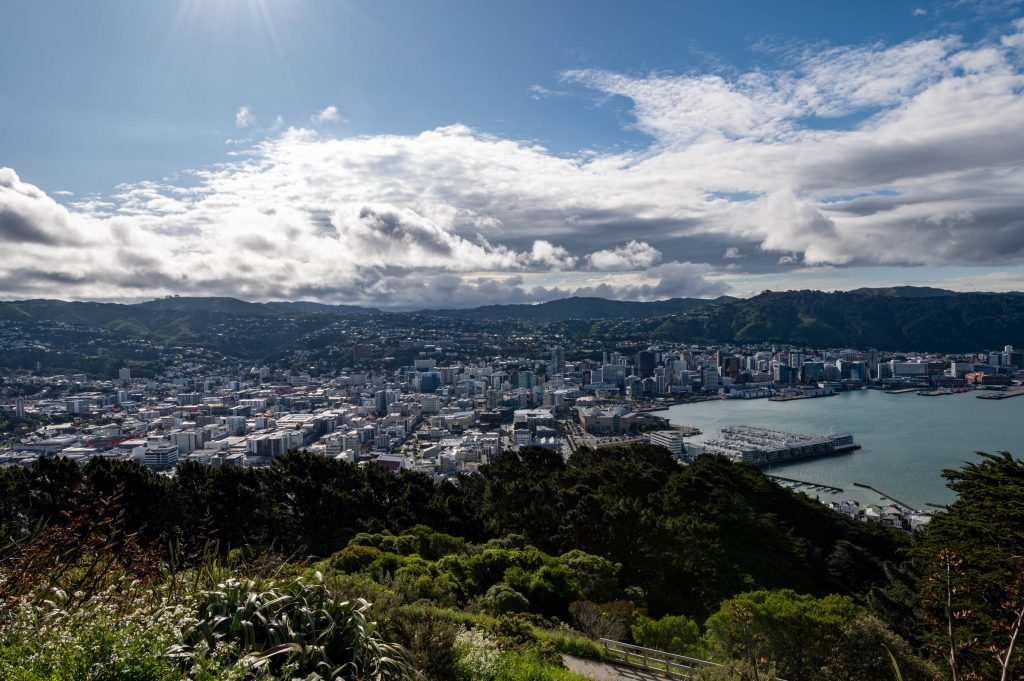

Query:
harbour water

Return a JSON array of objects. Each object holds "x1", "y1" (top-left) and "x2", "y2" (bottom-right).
[{"x1": 665, "y1": 389, "x2": 1024, "y2": 509}]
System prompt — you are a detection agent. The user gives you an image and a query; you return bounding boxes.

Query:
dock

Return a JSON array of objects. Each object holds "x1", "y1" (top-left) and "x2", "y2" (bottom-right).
[
  {"x1": 977, "y1": 388, "x2": 1024, "y2": 400},
  {"x1": 767, "y1": 474, "x2": 843, "y2": 494},
  {"x1": 885, "y1": 388, "x2": 919, "y2": 394},
  {"x1": 853, "y1": 482, "x2": 916, "y2": 512}
]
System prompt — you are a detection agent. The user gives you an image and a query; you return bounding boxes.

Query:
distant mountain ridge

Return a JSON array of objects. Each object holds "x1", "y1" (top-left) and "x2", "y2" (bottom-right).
[
  {"x1": 419, "y1": 295, "x2": 737, "y2": 320},
  {"x1": 0, "y1": 295, "x2": 735, "y2": 327},
  {"x1": 848, "y1": 286, "x2": 957, "y2": 298},
  {"x1": 2, "y1": 288, "x2": 1023, "y2": 352}
]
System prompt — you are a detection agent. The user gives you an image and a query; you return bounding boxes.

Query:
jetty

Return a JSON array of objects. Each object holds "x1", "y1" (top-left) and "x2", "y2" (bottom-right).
[
  {"x1": 977, "y1": 388, "x2": 1024, "y2": 400},
  {"x1": 853, "y1": 482, "x2": 916, "y2": 512},
  {"x1": 767, "y1": 474, "x2": 843, "y2": 494}
]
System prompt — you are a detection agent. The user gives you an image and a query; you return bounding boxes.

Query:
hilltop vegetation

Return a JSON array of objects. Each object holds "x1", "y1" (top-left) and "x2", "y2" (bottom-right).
[{"x1": 3, "y1": 444, "x2": 1021, "y2": 678}]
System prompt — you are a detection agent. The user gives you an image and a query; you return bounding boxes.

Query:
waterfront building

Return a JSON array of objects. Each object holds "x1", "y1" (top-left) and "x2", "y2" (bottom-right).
[
  {"x1": 801, "y1": 362, "x2": 825, "y2": 383},
  {"x1": 702, "y1": 367, "x2": 720, "y2": 391},
  {"x1": 649, "y1": 430, "x2": 685, "y2": 458}
]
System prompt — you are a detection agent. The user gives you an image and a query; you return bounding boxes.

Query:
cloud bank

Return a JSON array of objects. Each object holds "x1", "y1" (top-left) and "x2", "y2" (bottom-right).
[{"x1": 2, "y1": 22, "x2": 1024, "y2": 307}]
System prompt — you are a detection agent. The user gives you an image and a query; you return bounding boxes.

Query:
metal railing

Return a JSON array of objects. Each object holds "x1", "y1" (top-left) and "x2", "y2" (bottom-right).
[
  {"x1": 598, "y1": 638, "x2": 788, "y2": 681},
  {"x1": 598, "y1": 639, "x2": 722, "y2": 679}
]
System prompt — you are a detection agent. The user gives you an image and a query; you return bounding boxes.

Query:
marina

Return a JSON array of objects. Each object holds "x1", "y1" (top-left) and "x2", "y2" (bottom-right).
[{"x1": 666, "y1": 389, "x2": 1024, "y2": 508}]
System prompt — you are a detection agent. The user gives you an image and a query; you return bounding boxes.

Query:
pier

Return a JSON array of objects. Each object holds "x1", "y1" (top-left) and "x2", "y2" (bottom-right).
[
  {"x1": 977, "y1": 388, "x2": 1024, "y2": 400},
  {"x1": 853, "y1": 482, "x2": 916, "y2": 512},
  {"x1": 766, "y1": 474, "x2": 843, "y2": 494}
]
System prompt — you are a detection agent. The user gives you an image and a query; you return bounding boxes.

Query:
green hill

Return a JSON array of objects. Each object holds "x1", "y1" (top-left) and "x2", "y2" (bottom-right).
[{"x1": 653, "y1": 289, "x2": 1024, "y2": 351}]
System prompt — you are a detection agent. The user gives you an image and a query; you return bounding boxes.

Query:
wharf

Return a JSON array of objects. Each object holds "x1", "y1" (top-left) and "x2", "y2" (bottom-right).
[
  {"x1": 853, "y1": 482, "x2": 916, "y2": 512},
  {"x1": 917, "y1": 390, "x2": 952, "y2": 397},
  {"x1": 977, "y1": 388, "x2": 1024, "y2": 400},
  {"x1": 885, "y1": 388, "x2": 919, "y2": 394},
  {"x1": 769, "y1": 392, "x2": 837, "y2": 402},
  {"x1": 766, "y1": 474, "x2": 843, "y2": 494}
]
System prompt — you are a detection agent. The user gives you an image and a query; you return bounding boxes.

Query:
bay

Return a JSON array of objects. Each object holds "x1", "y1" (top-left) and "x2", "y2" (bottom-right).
[{"x1": 665, "y1": 389, "x2": 1024, "y2": 509}]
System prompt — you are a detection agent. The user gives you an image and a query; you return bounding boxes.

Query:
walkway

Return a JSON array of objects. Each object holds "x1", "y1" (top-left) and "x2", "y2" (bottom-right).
[{"x1": 561, "y1": 655, "x2": 667, "y2": 681}]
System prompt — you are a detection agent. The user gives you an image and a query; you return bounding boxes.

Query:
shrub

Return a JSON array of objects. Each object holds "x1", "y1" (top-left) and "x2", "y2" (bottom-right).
[
  {"x1": 568, "y1": 600, "x2": 634, "y2": 641},
  {"x1": 330, "y1": 544, "x2": 383, "y2": 573},
  {"x1": 455, "y1": 628, "x2": 502, "y2": 681},
  {"x1": 385, "y1": 606, "x2": 461, "y2": 681},
  {"x1": 481, "y1": 583, "x2": 530, "y2": 615},
  {"x1": 631, "y1": 613, "x2": 702, "y2": 656},
  {"x1": 172, "y1": 575, "x2": 418, "y2": 680}
]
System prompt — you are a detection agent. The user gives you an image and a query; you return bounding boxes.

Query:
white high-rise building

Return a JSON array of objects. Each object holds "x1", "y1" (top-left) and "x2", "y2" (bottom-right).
[{"x1": 649, "y1": 430, "x2": 685, "y2": 458}]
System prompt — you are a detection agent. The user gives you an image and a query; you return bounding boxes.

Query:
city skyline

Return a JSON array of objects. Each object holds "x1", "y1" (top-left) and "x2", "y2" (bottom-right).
[{"x1": 3, "y1": 1, "x2": 1024, "y2": 308}]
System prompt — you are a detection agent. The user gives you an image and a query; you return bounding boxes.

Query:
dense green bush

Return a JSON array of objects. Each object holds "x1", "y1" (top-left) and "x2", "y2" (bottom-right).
[
  {"x1": 330, "y1": 544, "x2": 384, "y2": 573},
  {"x1": 631, "y1": 613, "x2": 702, "y2": 656},
  {"x1": 481, "y1": 583, "x2": 530, "y2": 614}
]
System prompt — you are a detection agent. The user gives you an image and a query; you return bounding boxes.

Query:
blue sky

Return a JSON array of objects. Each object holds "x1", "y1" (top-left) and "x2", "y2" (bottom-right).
[{"x1": 2, "y1": 0, "x2": 1024, "y2": 307}]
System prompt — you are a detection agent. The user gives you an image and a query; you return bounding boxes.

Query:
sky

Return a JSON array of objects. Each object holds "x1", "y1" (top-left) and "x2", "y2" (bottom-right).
[{"x1": 2, "y1": 0, "x2": 1024, "y2": 309}]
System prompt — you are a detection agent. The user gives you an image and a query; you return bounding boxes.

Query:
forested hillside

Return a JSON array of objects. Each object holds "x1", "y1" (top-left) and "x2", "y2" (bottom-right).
[
  {"x1": 2, "y1": 445, "x2": 1021, "y2": 679},
  {"x1": 653, "y1": 290, "x2": 1024, "y2": 351}
]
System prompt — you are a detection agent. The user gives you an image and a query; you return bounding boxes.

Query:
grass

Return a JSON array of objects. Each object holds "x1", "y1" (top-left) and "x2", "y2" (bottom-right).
[
  {"x1": 534, "y1": 628, "x2": 606, "y2": 661},
  {"x1": 496, "y1": 651, "x2": 594, "y2": 681}
]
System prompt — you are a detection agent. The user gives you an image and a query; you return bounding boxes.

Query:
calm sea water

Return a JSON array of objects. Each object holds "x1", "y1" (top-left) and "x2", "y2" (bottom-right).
[{"x1": 665, "y1": 390, "x2": 1024, "y2": 509}]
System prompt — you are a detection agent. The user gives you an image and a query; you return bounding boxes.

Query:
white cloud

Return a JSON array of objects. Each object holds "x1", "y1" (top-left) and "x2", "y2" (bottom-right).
[
  {"x1": 4, "y1": 23, "x2": 1024, "y2": 306},
  {"x1": 528, "y1": 85, "x2": 569, "y2": 100},
  {"x1": 587, "y1": 240, "x2": 662, "y2": 270},
  {"x1": 312, "y1": 105, "x2": 343, "y2": 125},
  {"x1": 913, "y1": 8, "x2": 927, "y2": 16},
  {"x1": 235, "y1": 105, "x2": 255, "y2": 128},
  {"x1": 528, "y1": 240, "x2": 577, "y2": 270}
]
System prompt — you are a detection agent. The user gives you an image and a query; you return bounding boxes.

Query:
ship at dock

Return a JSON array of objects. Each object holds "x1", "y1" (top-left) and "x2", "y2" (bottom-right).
[{"x1": 702, "y1": 426, "x2": 860, "y2": 467}]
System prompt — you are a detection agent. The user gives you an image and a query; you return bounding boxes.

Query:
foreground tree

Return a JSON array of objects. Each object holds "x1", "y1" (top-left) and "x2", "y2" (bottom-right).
[
  {"x1": 704, "y1": 589, "x2": 936, "y2": 681},
  {"x1": 909, "y1": 451, "x2": 1024, "y2": 680}
]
